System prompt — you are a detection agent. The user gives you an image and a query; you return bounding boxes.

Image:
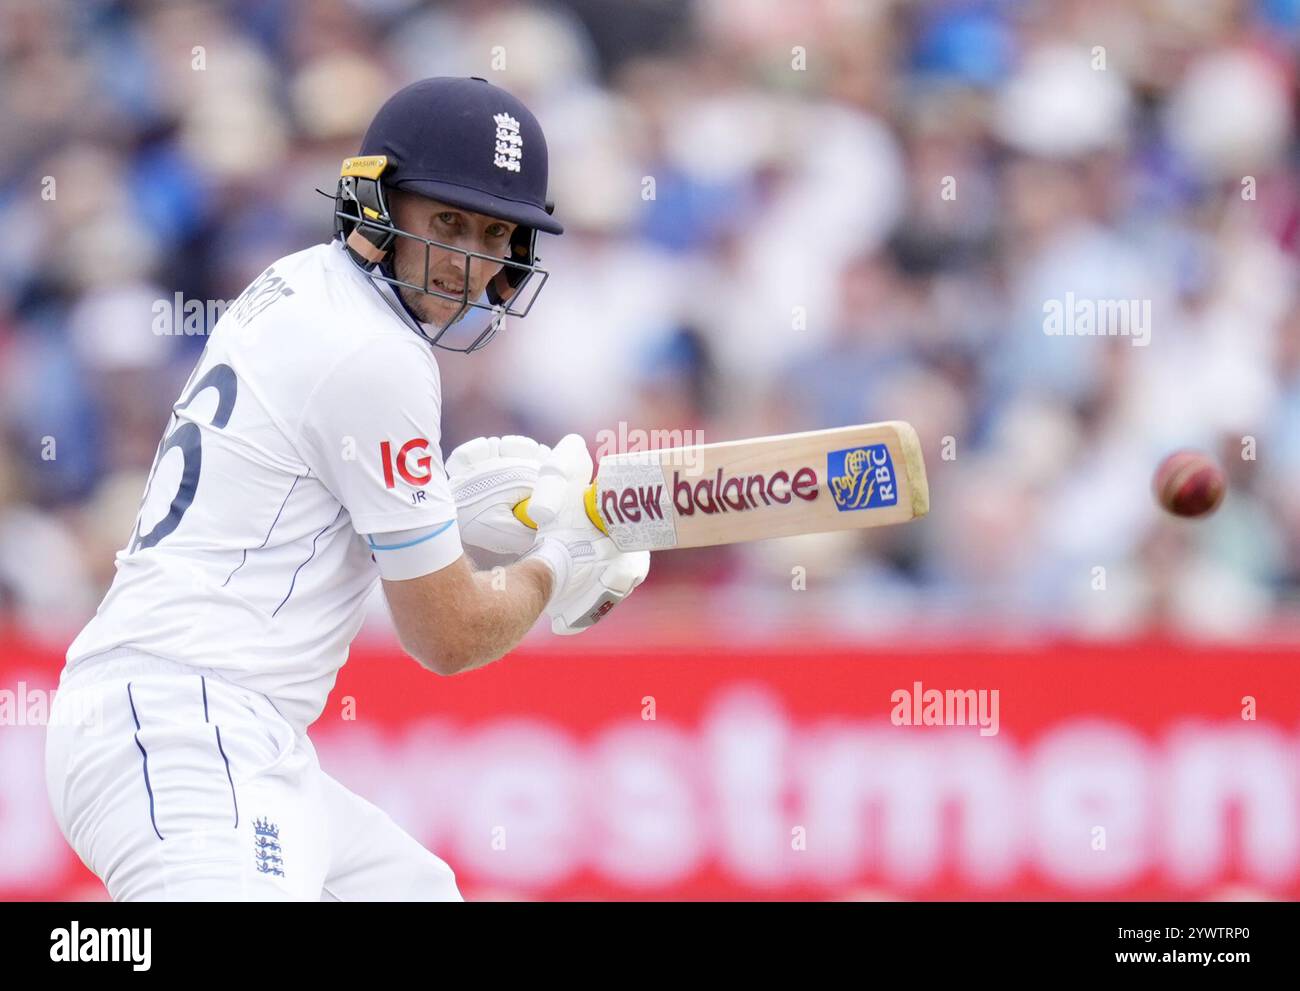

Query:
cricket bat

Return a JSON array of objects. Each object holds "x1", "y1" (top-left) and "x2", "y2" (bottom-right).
[{"x1": 513, "y1": 421, "x2": 928, "y2": 551}]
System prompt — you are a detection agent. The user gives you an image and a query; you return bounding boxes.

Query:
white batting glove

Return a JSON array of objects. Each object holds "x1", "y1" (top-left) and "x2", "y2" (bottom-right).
[
  {"x1": 522, "y1": 434, "x2": 651, "y2": 635},
  {"x1": 446, "y1": 435, "x2": 551, "y2": 568}
]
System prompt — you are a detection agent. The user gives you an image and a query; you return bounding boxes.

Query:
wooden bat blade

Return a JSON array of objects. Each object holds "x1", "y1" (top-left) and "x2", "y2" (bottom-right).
[
  {"x1": 515, "y1": 421, "x2": 928, "y2": 551},
  {"x1": 594, "y1": 420, "x2": 928, "y2": 550}
]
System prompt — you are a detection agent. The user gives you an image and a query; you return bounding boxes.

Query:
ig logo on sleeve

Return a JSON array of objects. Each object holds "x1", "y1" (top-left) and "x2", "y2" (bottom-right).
[{"x1": 380, "y1": 439, "x2": 432, "y2": 488}]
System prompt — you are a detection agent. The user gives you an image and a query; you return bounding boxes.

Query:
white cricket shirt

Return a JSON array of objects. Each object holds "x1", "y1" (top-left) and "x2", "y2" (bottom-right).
[{"x1": 65, "y1": 241, "x2": 464, "y2": 731}]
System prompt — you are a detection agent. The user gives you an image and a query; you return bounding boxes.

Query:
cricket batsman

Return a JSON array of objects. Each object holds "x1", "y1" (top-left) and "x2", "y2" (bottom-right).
[{"x1": 43, "y1": 77, "x2": 651, "y2": 900}]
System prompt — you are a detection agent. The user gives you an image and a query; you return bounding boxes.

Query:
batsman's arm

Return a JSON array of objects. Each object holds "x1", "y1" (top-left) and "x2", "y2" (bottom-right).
[{"x1": 381, "y1": 554, "x2": 553, "y2": 676}]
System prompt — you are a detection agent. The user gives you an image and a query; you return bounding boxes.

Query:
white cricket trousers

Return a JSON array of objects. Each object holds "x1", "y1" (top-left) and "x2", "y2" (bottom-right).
[{"x1": 44, "y1": 650, "x2": 462, "y2": 901}]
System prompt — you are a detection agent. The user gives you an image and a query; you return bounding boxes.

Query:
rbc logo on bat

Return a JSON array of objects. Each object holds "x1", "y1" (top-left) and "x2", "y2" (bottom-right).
[{"x1": 827, "y1": 444, "x2": 898, "y2": 511}]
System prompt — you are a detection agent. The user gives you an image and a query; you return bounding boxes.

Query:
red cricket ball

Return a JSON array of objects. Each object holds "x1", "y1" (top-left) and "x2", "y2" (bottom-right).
[{"x1": 1152, "y1": 450, "x2": 1226, "y2": 518}]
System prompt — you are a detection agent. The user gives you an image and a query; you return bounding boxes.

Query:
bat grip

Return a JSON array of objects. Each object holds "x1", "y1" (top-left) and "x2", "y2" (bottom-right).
[{"x1": 513, "y1": 482, "x2": 607, "y2": 536}]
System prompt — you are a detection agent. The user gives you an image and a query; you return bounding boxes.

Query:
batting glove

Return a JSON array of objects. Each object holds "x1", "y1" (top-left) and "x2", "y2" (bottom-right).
[
  {"x1": 446, "y1": 435, "x2": 551, "y2": 568},
  {"x1": 522, "y1": 433, "x2": 651, "y2": 635}
]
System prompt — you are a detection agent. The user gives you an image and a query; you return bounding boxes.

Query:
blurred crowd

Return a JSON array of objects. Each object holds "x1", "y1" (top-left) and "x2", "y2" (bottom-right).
[{"x1": 1, "y1": 0, "x2": 1299, "y2": 643}]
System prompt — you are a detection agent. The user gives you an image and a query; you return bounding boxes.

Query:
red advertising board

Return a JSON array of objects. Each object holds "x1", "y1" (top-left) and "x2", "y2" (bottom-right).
[{"x1": 3, "y1": 633, "x2": 1298, "y2": 900}]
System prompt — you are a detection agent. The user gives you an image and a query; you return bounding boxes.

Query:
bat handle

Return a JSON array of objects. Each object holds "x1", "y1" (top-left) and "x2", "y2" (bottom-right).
[{"x1": 513, "y1": 482, "x2": 608, "y2": 536}]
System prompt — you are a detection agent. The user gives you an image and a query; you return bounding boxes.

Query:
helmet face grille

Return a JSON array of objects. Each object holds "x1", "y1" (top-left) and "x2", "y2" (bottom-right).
[
  {"x1": 333, "y1": 165, "x2": 551, "y2": 353},
  {"x1": 334, "y1": 194, "x2": 550, "y2": 354}
]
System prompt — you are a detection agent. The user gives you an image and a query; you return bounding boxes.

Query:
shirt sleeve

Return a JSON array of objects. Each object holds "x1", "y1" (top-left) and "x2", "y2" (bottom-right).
[
  {"x1": 296, "y1": 337, "x2": 464, "y2": 549},
  {"x1": 363, "y1": 521, "x2": 465, "y2": 580}
]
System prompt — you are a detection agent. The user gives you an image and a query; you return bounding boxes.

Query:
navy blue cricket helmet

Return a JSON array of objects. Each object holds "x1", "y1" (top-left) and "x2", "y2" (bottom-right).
[{"x1": 333, "y1": 76, "x2": 563, "y2": 352}]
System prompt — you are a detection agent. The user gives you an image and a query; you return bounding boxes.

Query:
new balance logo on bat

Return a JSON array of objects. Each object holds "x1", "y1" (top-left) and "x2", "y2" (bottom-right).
[
  {"x1": 597, "y1": 445, "x2": 900, "y2": 527},
  {"x1": 600, "y1": 467, "x2": 820, "y2": 525}
]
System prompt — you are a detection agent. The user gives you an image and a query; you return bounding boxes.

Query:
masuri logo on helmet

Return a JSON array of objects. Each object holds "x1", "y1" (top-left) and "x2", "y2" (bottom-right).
[{"x1": 332, "y1": 76, "x2": 563, "y2": 353}]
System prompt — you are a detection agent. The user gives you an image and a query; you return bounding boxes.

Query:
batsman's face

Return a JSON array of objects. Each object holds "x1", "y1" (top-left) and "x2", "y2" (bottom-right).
[{"x1": 388, "y1": 190, "x2": 516, "y2": 327}]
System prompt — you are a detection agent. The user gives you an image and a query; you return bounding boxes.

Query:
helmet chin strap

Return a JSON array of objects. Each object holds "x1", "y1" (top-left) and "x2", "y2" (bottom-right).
[
  {"x1": 346, "y1": 229, "x2": 388, "y2": 265},
  {"x1": 341, "y1": 227, "x2": 442, "y2": 333},
  {"x1": 377, "y1": 256, "x2": 434, "y2": 329},
  {"x1": 375, "y1": 255, "x2": 476, "y2": 335},
  {"x1": 358, "y1": 254, "x2": 505, "y2": 354}
]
